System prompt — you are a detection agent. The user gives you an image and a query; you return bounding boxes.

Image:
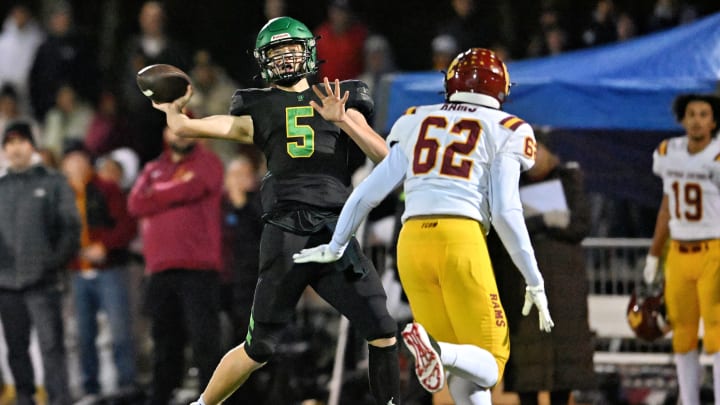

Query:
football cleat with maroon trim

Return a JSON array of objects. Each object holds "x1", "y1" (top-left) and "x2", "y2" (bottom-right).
[{"x1": 401, "y1": 322, "x2": 445, "y2": 393}]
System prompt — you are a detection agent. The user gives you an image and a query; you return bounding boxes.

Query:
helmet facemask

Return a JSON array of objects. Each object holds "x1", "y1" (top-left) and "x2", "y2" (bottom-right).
[{"x1": 254, "y1": 39, "x2": 316, "y2": 86}]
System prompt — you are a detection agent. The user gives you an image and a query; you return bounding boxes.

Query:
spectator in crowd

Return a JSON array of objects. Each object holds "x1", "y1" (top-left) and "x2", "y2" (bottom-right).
[
  {"x1": 581, "y1": 0, "x2": 617, "y2": 47},
  {"x1": 643, "y1": 94, "x2": 720, "y2": 405},
  {"x1": 217, "y1": 154, "x2": 263, "y2": 404},
  {"x1": 0, "y1": 121, "x2": 80, "y2": 405},
  {"x1": 128, "y1": 124, "x2": 224, "y2": 405},
  {"x1": 264, "y1": 0, "x2": 286, "y2": 20},
  {"x1": 0, "y1": 3, "x2": 44, "y2": 115},
  {"x1": 542, "y1": 26, "x2": 569, "y2": 57},
  {"x1": 357, "y1": 34, "x2": 396, "y2": 111},
  {"x1": 29, "y1": 1, "x2": 99, "y2": 122},
  {"x1": 219, "y1": 154, "x2": 262, "y2": 346},
  {"x1": 315, "y1": 0, "x2": 368, "y2": 81},
  {"x1": 120, "y1": 0, "x2": 190, "y2": 165},
  {"x1": 95, "y1": 147, "x2": 140, "y2": 193},
  {"x1": 615, "y1": 12, "x2": 637, "y2": 42},
  {"x1": 436, "y1": 0, "x2": 496, "y2": 54},
  {"x1": 42, "y1": 84, "x2": 94, "y2": 162},
  {"x1": 645, "y1": 0, "x2": 699, "y2": 33},
  {"x1": 525, "y1": 7, "x2": 574, "y2": 59},
  {"x1": 0, "y1": 84, "x2": 41, "y2": 150},
  {"x1": 186, "y1": 50, "x2": 241, "y2": 164},
  {"x1": 430, "y1": 34, "x2": 458, "y2": 71},
  {"x1": 0, "y1": 85, "x2": 20, "y2": 135},
  {"x1": 647, "y1": 0, "x2": 679, "y2": 31},
  {"x1": 83, "y1": 88, "x2": 132, "y2": 158},
  {"x1": 490, "y1": 140, "x2": 596, "y2": 405},
  {"x1": 152, "y1": 16, "x2": 400, "y2": 405},
  {"x1": 60, "y1": 144, "x2": 138, "y2": 402},
  {"x1": 490, "y1": 43, "x2": 512, "y2": 63}
]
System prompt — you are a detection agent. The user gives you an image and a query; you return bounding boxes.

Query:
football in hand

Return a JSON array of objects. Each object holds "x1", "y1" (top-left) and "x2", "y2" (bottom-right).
[{"x1": 136, "y1": 64, "x2": 191, "y2": 103}]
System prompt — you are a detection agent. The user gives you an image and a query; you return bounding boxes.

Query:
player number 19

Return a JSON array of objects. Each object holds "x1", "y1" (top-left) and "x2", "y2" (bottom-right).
[{"x1": 671, "y1": 181, "x2": 702, "y2": 221}]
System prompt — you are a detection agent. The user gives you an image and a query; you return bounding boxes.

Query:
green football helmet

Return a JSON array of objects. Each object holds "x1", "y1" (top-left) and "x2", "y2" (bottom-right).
[{"x1": 254, "y1": 16, "x2": 318, "y2": 85}]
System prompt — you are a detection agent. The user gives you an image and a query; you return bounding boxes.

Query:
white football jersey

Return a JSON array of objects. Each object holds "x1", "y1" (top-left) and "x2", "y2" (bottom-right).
[
  {"x1": 653, "y1": 136, "x2": 720, "y2": 240},
  {"x1": 387, "y1": 103, "x2": 536, "y2": 231}
]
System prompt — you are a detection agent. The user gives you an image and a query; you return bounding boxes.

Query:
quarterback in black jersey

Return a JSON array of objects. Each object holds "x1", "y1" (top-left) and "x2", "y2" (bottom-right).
[{"x1": 152, "y1": 16, "x2": 400, "y2": 405}]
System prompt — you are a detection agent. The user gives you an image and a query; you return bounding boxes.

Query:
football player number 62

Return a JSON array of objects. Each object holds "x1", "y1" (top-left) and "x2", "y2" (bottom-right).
[
  {"x1": 412, "y1": 116, "x2": 536, "y2": 179},
  {"x1": 413, "y1": 117, "x2": 481, "y2": 178}
]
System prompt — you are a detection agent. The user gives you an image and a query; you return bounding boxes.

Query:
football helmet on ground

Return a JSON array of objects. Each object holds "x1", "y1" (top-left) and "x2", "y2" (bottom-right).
[
  {"x1": 254, "y1": 16, "x2": 318, "y2": 86},
  {"x1": 626, "y1": 283, "x2": 671, "y2": 343},
  {"x1": 444, "y1": 48, "x2": 511, "y2": 108}
]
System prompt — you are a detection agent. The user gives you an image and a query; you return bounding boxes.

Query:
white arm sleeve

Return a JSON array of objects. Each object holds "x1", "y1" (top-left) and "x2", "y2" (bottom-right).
[
  {"x1": 328, "y1": 144, "x2": 407, "y2": 254},
  {"x1": 490, "y1": 154, "x2": 544, "y2": 287}
]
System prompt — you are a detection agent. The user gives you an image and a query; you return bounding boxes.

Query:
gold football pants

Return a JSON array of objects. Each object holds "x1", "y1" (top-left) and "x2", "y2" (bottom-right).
[
  {"x1": 397, "y1": 217, "x2": 510, "y2": 379},
  {"x1": 665, "y1": 239, "x2": 720, "y2": 354}
]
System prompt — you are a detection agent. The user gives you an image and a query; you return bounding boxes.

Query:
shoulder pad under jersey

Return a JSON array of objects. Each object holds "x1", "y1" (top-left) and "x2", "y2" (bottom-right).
[
  {"x1": 655, "y1": 139, "x2": 669, "y2": 156},
  {"x1": 499, "y1": 115, "x2": 527, "y2": 132},
  {"x1": 317, "y1": 80, "x2": 374, "y2": 118},
  {"x1": 403, "y1": 106, "x2": 418, "y2": 115},
  {"x1": 229, "y1": 87, "x2": 272, "y2": 116}
]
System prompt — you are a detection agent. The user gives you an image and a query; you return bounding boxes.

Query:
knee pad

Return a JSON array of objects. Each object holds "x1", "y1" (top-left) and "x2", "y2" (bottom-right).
[
  {"x1": 447, "y1": 374, "x2": 490, "y2": 405},
  {"x1": 702, "y1": 321, "x2": 720, "y2": 353},
  {"x1": 672, "y1": 324, "x2": 700, "y2": 353},
  {"x1": 244, "y1": 321, "x2": 285, "y2": 363}
]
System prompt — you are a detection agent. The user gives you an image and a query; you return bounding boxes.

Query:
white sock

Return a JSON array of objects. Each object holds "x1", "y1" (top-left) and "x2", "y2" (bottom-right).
[
  {"x1": 194, "y1": 395, "x2": 207, "y2": 405},
  {"x1": 675, "y1": 349, "x2": 701, "y2": 405},
  {"x1": 447, "y1": 373, "x2": 492, "y2": 405},
  {"x1": 438, "y1": 342, "x2": 499, "y2": 388},
  {"x1": 713, "y1": 352, "x2": 720, "y2": 405}
]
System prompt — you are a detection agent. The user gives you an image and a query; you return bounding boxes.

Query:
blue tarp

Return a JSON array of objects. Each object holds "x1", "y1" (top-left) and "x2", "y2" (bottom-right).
[{"x1": 382, "y1": 11, "x2": 720, "y2": 133}]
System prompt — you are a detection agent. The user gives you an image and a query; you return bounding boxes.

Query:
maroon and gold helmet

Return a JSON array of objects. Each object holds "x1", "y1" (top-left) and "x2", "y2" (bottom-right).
[
  {"x1": 444, "y1": 48, "x2": 511, "y2": 107},
  {"x1": 626, "y1": 285, "x2": 671, "y2": 343}
]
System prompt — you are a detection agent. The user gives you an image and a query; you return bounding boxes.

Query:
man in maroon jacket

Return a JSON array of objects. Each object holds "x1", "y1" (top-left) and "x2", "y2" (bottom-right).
[{"x1": 128, "y1": 126, "x2": 224, "y2": 405}]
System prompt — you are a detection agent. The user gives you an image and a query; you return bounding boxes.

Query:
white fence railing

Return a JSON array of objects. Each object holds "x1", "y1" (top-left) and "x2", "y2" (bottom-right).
[
  {"x1": 582, "y1": 237, "x2": 652, "y2": 296},
  {"x1": 581, "y1": 238, "x2": 711, "y2": 366}
]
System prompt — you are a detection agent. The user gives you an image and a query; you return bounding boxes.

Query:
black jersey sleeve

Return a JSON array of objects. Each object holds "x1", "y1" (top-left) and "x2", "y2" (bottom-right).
[
  {"x1": 228, "y1": 87, "x2": 271, "y2": 116},
  {"x1": 343, "y1": 80, "x2": 374, "y2": 118},
  {"x1": 229, "y1": 89, "x2": 245, "y2": 115}
]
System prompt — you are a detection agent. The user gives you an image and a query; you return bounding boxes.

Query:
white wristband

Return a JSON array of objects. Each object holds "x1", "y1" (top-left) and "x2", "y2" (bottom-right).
[{"x1": 646, "y1": 254, "x2": 659, "y2": 269}]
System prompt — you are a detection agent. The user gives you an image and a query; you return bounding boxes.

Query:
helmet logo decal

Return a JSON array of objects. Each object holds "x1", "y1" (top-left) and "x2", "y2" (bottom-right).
[
  {"x1": 444, "y1": 48, "x2": 510, "y2": 105},
  {"x1": 446, "y1": 57, "x2": 459, "y2": 80},
  {"x1": 271, "y1": 33, "x2": 291, "y2": 41},
  {"x1": 627, "y1": 308, "x2": 643, "y2": 328}
]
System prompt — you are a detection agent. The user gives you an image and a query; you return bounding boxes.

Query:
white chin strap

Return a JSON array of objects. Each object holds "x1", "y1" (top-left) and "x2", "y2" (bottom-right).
[{"x1": 448, "y1": 93, "x2": 500, "y2": 109}]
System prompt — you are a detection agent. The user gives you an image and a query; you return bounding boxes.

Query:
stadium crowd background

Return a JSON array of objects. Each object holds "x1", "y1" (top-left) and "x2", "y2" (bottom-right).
[
  {"x1": 1, "y1": 0, "x2": 720, "y2": 404},
  {"x1": 3, "y1": 0, "x2": 720, "y2": 88}
]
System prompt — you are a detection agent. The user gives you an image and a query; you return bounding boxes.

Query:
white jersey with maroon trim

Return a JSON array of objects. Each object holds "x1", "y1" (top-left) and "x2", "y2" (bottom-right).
[
  {"x1": 386, "y1": 102, "x2": 536, "y2": 231},
  {"x1": 652, "y1": 136, "x2": 720, "y2": 240}
]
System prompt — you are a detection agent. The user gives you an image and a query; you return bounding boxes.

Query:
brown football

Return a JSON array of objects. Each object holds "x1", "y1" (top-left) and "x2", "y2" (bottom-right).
[{"x1": 136, "y1": 64, "x2": 190, "y2": 103}]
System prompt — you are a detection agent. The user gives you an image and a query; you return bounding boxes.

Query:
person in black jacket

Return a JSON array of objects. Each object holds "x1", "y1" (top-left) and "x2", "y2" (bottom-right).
[
  {"x1": 28, "y1": 2, "x2": 100, "y2": 121},
  {"x1": 0, "y1": 121, "x2": 81, "y2": 405},
  {"x1": 489, "y1": 140, "x2": 596, "y2": 405}
]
